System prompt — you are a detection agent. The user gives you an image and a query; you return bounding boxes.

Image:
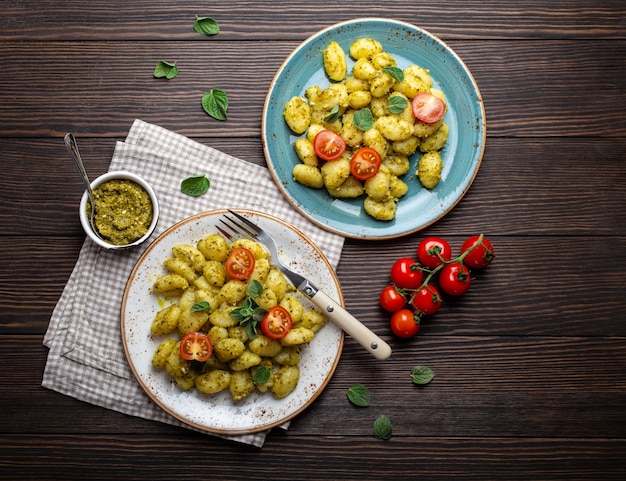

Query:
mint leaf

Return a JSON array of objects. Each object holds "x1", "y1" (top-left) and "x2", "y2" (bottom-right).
[
  {"x1": 411, "y1": 365, "x2": 435, "y2": 385},
  {"x1": 324, "y1": 104, "x2": 340, "y2": 123},
  {"x1": 388, "y1": 95, "x2": 409, "y2": 114},
  {"x1": 248, "y1": 280, "x2": 264, "y2": 298},
  {"x1": 373, "y1": 415, "x2": 393, "y2": 440},
  {"x1": 382, "y1": 66, "x2": 404, "y2": 83},
  {"x1": 252, "y1": 306, "x2": 267, "y2": 323},
  {"x1": 353, "y1": 108, "x2": 374, "y2": 131},
  {"x1": 347, "y1": 383, "x2": 371, "y2": 407},
  {"x1": 231, "y1": 297, "x2": 266, "y2": 339},
  {"x1": 231, "y1": 298, "x2": 255, "y2": 323},
  {"x1": 190, "y1": 301, "x2": 211, "y2": 312},
  {"x1": 194, "y1": 16, "x2": 220, "y2": 36},
  {"x1": 252, "y1": 366, "x2": 271, "y2": 384},
  {"x1": 202, "y1": 89, "x2": 228, "y2": 121},
  {"x1": 153, "y1": 60, "x2": 179, "y2": 79},
  {"x1": 181, "y1": 175, "x2": 210, "y2": 197}
]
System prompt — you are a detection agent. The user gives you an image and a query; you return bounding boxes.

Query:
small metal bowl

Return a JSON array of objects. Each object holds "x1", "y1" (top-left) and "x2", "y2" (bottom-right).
[{"x1": 79, "y1": 171, "x2": 159, "y2": 250}]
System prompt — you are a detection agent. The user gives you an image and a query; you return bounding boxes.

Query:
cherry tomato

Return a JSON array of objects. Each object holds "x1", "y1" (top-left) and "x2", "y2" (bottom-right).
[
  {"x1": 439, "y1": 262, "x2": 471, "y2": 296},
  {"x1": 412, "y1": 92, "x2": 446, "y2": 124},
  {"x1": 390, "y1": 257, "x2": 424, "y2": 289},
  {"x1": 416, "y1": 237, "x2": 452, "y2": 269},
  {"x1": 379, "y1": 285, "x2": 407, "y2": 312},
  {"x1": 410, "y1": 284, "x2": 442, "y2": 316},
  {"x1": 313, "y1": 129, "x2": 346, "y2": 161},
  {"x1": 390, "y1": 309, "x2": 420, "y2": 338},
  {"x1": 225, "y1": 247, "x2": 256, "y2": 280},
  {"x1": 179, "y1": 332, "x2": 212, "y2": 362},
  {"x1": 461, "y1": 235, "x2": 495, "y2": 269},
  {"x1": 350, "y1": 147, "x2": 381, "y2": 180},
  {"x1": 261, "y1": 306, "x2": 293, "y2": 339}
]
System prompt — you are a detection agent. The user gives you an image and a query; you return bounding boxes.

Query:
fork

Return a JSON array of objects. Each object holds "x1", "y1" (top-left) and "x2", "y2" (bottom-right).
[{"x1": 218, "y1": 210, "x2": 392, "y2": 360}]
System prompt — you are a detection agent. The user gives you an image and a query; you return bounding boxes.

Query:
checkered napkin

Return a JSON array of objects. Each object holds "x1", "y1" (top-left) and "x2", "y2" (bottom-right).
[{"x1": 42, "y1": 119, "x2": 345, "y2": 447}]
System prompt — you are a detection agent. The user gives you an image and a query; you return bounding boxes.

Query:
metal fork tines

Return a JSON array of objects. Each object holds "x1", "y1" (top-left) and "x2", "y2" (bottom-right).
[{"x1": 217, "y1": 210, "x2": 309, "y2": 291}]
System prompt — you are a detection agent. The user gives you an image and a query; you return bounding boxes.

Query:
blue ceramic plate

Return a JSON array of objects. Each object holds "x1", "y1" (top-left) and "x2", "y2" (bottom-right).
[{"x1": 262, "y1": 18, "x2": 486, "y2": 240}]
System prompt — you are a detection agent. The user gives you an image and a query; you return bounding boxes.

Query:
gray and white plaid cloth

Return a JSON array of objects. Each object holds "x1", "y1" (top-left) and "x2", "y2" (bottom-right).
[{"x1": 42, "y1": 119, "x2": 345, "y2": 447}]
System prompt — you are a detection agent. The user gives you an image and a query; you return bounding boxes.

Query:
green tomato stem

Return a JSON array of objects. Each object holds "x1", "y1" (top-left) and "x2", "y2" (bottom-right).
[{"x1": 406, "y1": 234, "x2": 485, "y2": 304}]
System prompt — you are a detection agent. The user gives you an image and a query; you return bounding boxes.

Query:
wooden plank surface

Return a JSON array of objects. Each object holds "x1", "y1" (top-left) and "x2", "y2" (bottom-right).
[{"x1": 1, "y1": 1, "x2": 625, "y2": 480}]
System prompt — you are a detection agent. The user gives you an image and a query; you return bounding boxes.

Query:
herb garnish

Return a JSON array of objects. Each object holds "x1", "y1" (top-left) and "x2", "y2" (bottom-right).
[
  {"x1": 202, "y1": 89, "x2": 229, "y2": 120},
  {"x1": 346, "y1": 383, "x2": 371, "y2": 407},
  {"x1": 193, "y1": 16, "x2": 220, "y2": 36},
  {"x1": 190, "y1": 301, "x2": 211, "y2": 312},
  {"x1": 388, "y1": 95, "x2": 409, "y2": 114},
  {"x1": 382, "y1": 66, "x2": 404, "y2": 83},
  {"x1": 373, "y1": 415, "x2": 393, "y2": 440},
  {"x1": 323, "y1": 104, "x2": 341, "y2": 123},
  {"x1": 153, "y1": 60, "x2": 179, "y2": 79},
  {"x1": 353, "y1": 108, "x2": 374, "y2": 131},
  {"x1": 411, "y1": 365, "x2": 435, "y2": 385},
  {"x1": 181, "y1": 175, "x2": 211, "y2": 197},
  {"x1": 230, "y1": 280, "x2": 266, "y2": 339},
  {"x1": 252, "y1": 366, "x2": 271, "y2": 384}
]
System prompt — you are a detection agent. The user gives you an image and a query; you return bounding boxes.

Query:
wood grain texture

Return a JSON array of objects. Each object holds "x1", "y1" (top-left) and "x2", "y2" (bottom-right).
[
  {"x1": 1, "y1": 41, "x2": 625, "y2": 137},
  {"x1": 1, "y1": 434, "x2": 623, "y2": 480},
  {"x1": 1, "y1": 0, "x2": 625, "y2": 40},
  {"x1": 1, "y1": 1, "x2": 625, "y2": 479}
]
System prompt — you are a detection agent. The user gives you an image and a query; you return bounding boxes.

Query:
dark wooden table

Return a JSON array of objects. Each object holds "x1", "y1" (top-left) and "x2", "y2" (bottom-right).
[{"x1": 2, "y1": 1, "x2": 625, "y2": 479}]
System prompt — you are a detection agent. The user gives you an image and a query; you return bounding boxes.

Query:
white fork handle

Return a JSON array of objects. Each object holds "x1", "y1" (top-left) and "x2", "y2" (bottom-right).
[{"x1": 309, "y1": 290, "x2": 392, "y2": 360}]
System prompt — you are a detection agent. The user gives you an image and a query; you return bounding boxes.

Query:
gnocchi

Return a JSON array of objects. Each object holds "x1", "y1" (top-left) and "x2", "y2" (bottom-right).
[
  {"x1": 150, "y1": 233, "x2": 326, "y2": 403},
  {"x1": 283, "y1": 38, "x2": 449, "y2": 221}
]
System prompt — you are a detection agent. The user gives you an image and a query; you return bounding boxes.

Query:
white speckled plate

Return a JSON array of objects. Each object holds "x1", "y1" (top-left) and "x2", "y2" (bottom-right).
[
  {"x1": 121, "y1": 209, "x2": 344, "y2": 435},
  {"x1": 262, "y1": 18, "x2": 486, "y2": 239}
]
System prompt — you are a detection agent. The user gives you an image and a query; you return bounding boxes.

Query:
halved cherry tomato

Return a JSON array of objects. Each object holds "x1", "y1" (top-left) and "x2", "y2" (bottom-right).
[
  {"x1": 390, "y1": 309, "x2": 420, "y2": 338},
  {"x1": 410, "y1": 284, "x2": 442, "y2": 316},
  {"x1": 225, "y1": 247, "x2": 255, "y2": 280},
  {"x1": 261, "y1": 306, "x2": 293, "y2": 339},
  {"x1": 379, "y1": 285, "x2": 407, "y2": 312},
  {"x1": 417, "y1": 237, "x2": 452, "y2": 270},
  {"x1": 461, "y1": 235, "x2": 495, "y2": 269},
  {"x1": 350, "y1": 147, "x2": 381, "y2": 180},
  {"x1": 390, "y1": 257, "x2": 424, "y2": 289},
  {"x1": 439, "y1": 262, "x2": 471, "y2": 296},
  {"x1": 412, "y1": 92, "x2": 446, "y2": 124},
  {"x1": 180, "y1": 332, "x2": 212, "y2": 362},
  {"x1": 313, "y1": 129, "x2": 346, "y2": 161}
]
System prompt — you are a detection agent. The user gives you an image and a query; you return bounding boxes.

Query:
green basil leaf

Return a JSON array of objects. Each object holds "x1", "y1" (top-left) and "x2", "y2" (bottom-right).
[
  {"x1": 388, "y1": 95, "x2": 409, "y2": 115},
  {"x1": 346, "y1": 383, "x2": 371, "y2": 407},
  {"x1": 202, "y1": 89, "x2": 228, "y2": 121},
  {"x1": 193, "y1": 16, "x2": 220, "y2": 36},
  {"x1": 190, "y1": 301, "x2": 211, "y2": 312},
  {"x1": 252, "y1": 366, "x2": 271, "y2": 384},
  {"x1": 382, "y1": 66, "x2": 404, "y2": 83},
  {"x1": 248, "y1": 279, "x2": 264, "y2": 298},
  {"x1": 373, "y1": 415, "x2": 393, "y2": 440},
  {"x1": 411, "y1": 365, "x2": 435, "y2": 385},
  {"x1": 181, "y1": 175, "x2": 211, "y2": 197},
  {"x1": 324, "y1": 104, "x2": 340, "y2": 123},
  {"x1": 153, "y1": 60, "x2": 179, "y2": 79},
  {"x1": 353, "y1": 108, "x2": 374, "y2": 131}
]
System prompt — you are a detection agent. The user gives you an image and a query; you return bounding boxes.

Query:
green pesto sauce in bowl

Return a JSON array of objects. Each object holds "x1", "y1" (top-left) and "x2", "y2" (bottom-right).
[{"x1": 88, "y1": 179, "x2": 153, "y2": 246}]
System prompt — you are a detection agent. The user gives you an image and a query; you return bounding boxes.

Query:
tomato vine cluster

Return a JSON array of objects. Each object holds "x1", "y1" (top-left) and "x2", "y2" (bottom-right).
[{"x1": 380, "y1": 234, "x2": 495, "y2": 338}]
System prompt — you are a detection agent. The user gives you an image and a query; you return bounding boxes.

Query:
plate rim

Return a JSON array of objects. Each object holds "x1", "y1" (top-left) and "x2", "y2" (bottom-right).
[
  {"x1": 262, "y1": 17, "x2": 486, "y2": 240},
  {"x1": 120, "y1": 208, "x2": 345, "y2": 435}
]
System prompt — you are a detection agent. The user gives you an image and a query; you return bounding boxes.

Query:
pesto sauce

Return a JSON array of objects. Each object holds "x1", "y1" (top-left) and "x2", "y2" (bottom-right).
[{"x1": 88, "y1": 179, "x2": 153, "y2": 245}]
